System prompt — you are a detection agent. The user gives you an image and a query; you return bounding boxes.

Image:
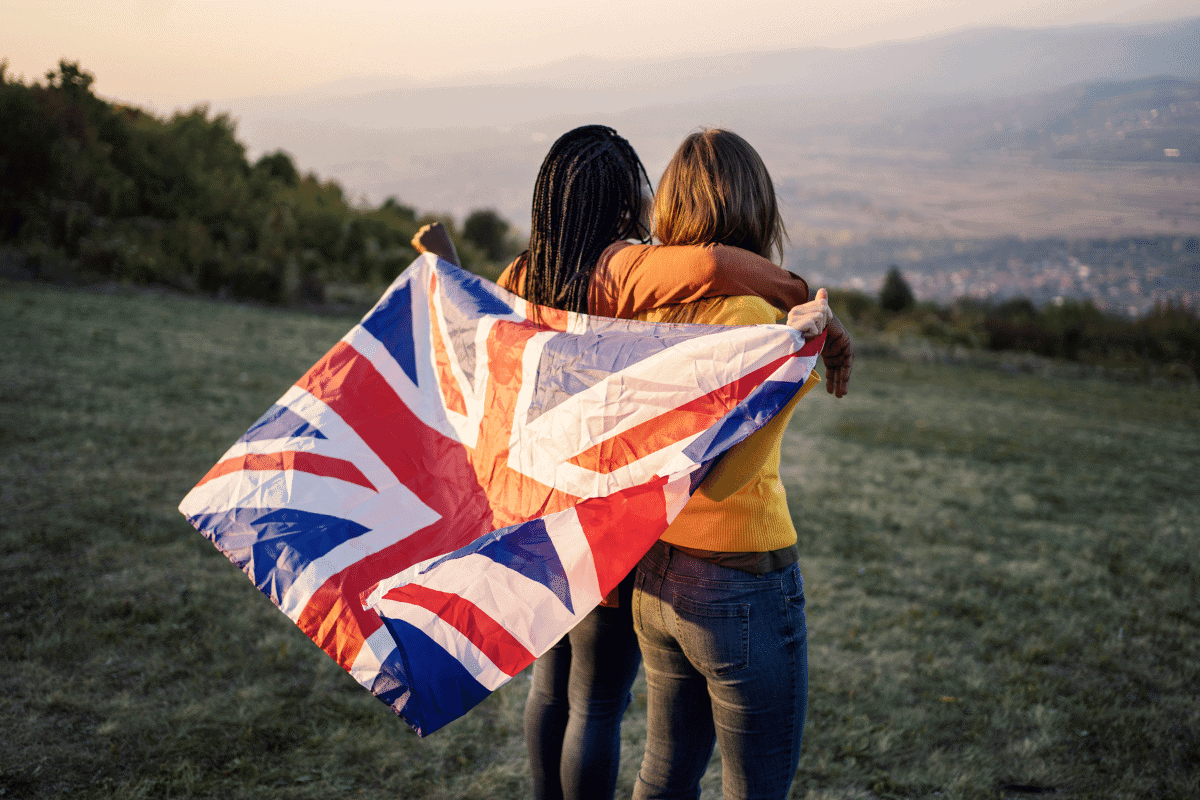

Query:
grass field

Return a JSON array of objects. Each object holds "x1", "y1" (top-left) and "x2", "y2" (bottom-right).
[{"x1": 2, "y1": 280, "x2": 1197, "y2": 800}]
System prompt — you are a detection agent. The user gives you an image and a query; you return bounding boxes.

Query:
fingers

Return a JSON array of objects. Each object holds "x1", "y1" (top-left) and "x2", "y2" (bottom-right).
[
  {"x1": 825, "y1": 365, "x2": 850, "y2": 397},
  {"x1": 786, "y1": 288, "x2": 831, "y2": 335},
  {"x1": 786, "y1": 309, "x2": 823, "y2": 337},
  {"x1": 788, "y1": 289, "x2": 850, "y2": 397},
  {"x1": 825, "y1": 366, "x2": 848, "y2": 397},
  {"x1": 821, "y1": 312, "x2": 853, "y2": 398},
  {"x1": 786, "y1": 288, "x2": 850, "y2": 397},
  {"x1": 814, "y1": 288, "x2": 830, "y2": 330},
  {"x1": 412, "y1": 221, "x2": 446, "y2": 244}
]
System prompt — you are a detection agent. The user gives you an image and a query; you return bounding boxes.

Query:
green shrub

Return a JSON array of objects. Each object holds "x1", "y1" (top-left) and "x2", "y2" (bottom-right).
[{"x1": 0, "y1": 61, "x2": 517, "y2": 302}]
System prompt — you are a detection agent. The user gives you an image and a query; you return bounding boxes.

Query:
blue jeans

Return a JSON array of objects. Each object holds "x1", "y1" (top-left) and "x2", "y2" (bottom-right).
[
  {"x1": 631, "y1": 541, "x2": 808, "y2": 800},
  {"x1": 525, "y1": 571, "x2": 642, "y2": 800}
]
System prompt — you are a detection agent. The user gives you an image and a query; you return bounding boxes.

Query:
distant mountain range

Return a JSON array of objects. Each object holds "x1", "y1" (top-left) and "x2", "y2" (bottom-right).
[
  {"x1": 215, "y1": 17, "x2": 1200, "y2": 248},
  {"x1": 862, "y1": 76, "x2": 1200, "y2": 161},
  {"x1": 222, "y1": 17, "x2": 1200, "y2": 132}
]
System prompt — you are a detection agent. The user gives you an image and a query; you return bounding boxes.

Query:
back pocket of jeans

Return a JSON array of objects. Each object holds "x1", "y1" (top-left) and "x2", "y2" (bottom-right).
[{"x1": 671, "y1": 594, "x2": 750, "y2": 676}]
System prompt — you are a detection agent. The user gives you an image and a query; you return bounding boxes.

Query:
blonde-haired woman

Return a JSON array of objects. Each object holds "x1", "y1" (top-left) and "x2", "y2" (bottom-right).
[{"x1": 628, "y1": 129, "x2": 822, "y2": 800}]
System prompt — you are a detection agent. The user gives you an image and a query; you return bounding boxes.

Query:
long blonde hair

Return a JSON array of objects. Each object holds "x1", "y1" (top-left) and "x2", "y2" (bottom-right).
[{"x1": 653, "y1": 128, "x2": 785, "y2": 262}]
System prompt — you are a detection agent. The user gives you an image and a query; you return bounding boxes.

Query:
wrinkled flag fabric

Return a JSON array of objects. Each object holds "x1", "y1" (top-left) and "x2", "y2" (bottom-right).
[{"x1": 179, "y1": 254, "x2": 824, "y2": 736}]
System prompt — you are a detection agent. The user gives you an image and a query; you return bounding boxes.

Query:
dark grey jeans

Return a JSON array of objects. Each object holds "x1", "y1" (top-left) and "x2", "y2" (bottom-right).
[
  {"x1": 524, "y1": 571, "x2": 642, "y2": 800},
  {"x1": 632, "y1": 540, "x2": 808, "y2": 800}
]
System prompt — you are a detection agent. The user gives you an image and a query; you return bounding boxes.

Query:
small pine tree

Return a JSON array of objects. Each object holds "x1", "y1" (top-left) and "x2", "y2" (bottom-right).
[{"x1": 880, "y1": 265, "x2": 915, "y2": 312}]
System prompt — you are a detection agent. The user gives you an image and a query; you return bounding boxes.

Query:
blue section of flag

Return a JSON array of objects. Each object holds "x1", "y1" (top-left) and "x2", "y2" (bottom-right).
[
  {"x1": 238, "y1": 404, "x2": 326, "y2": 443},
  {"x1": 682, "y1": 378, "x2": 800, "y2": 466},
  {"x1": 439, "y1": 262, "x2": 515, "y2": 318},
  {"x1": 422, "y1": 518, "x2": 573, "y2": 614},
  {"x1": 688, "y1": 459, "x2": 717, "y2": 495},
  {"x1": 363, "y1": 280, "x2": 419, "y2": 386},
  {"x1": 377, "y1": 616, "x2": 492, "y2": 737},
  {"x1": 188, "y1": 507, "x2": 371, "y2": 604}
]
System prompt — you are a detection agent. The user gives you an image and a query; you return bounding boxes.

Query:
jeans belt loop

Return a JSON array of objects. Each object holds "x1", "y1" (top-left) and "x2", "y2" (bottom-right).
[{"x1": 647, "y1": 539, "x2": 670, "y2": 577}]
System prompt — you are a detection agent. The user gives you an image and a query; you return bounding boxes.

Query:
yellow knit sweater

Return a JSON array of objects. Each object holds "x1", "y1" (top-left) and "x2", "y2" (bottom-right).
[{"x1": 634, "y1": 295, "x2": 820, "y2": 553}]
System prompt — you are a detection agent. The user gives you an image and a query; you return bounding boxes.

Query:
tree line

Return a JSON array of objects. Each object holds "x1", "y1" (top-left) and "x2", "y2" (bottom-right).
[
  {"x1": 836, "y1": 267, "x2": 1199, "y2": 379},
  {"x1": 0, "y1": 61, "x2": 522, "y2": 303}
]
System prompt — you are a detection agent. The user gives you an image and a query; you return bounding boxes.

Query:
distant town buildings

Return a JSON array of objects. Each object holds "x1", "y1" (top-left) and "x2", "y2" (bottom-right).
[{"x1": 793, "y1": 236, "x2": 1200, "y2": 318}]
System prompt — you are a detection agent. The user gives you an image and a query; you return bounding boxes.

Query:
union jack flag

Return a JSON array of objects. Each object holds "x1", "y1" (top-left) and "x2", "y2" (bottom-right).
[{"x1": 179, "y1": 254, "x2": 824, "y2": 736}]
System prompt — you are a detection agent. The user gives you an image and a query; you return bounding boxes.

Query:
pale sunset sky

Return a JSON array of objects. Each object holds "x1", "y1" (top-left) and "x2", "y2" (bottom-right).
[{"x1": 4, "y1": 0, "x2": 1198, "y2": 110}]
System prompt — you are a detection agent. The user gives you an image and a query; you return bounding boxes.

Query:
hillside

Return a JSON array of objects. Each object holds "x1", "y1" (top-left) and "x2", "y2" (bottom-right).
[
  {"x1": 865, "y1": 76, "x2": 1200, "y2": 161},
  {"x1": 216, "y1": 20, "x2": 1200, "y2": 260},
  {"x1": 3, "y1": 281, "x2": 1198, "y2": 798},
  {"x1": 0, "y1": 62, "x2": 520, "y2": 303}
]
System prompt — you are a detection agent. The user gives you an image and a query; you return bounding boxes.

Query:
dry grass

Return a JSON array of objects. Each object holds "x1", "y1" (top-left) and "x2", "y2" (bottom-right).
[{"x1": 1, "y1": 281, "x2": 1196, "y2": 799}]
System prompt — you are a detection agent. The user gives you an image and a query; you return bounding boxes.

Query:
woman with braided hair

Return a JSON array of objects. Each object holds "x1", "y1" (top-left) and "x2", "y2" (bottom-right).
[
  {"x1": 512, "y1": 125, "x2": 652, "y2": 315},
  {"x1": 504, "y1": 124, "x2": 653, "y2": 800},
  {"x1": 413, "y1": 124, "x2": 850, "y2": 800}
]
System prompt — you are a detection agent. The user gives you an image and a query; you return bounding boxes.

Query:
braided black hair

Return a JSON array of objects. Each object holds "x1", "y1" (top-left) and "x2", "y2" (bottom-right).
[{"x1": 517, "y1": 125, "x2": 651, "y2": 315}]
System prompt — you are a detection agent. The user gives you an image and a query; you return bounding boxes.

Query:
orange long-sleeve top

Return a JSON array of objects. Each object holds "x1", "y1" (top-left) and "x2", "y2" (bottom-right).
[{"x1": 497, "y1": 241, "x2": 810, "y2": 316}]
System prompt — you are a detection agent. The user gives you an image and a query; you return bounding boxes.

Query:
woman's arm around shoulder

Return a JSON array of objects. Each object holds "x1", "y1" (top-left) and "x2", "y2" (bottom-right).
[{"x1": 593, "y1": 243, "x2": 809, "y2": 318}]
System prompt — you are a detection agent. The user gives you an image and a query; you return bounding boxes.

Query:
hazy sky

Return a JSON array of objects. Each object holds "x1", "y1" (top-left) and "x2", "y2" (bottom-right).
[{"x1": 5, "y1": 0, "x2": 1198, "y2": 110}]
